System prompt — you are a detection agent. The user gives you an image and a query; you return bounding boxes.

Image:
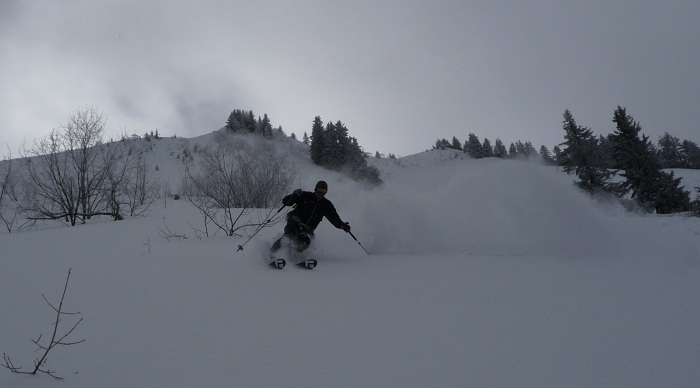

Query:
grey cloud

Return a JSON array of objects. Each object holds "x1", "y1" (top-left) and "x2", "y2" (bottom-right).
[{"x1": 1, "y1": 1, "x2": 700, "y2": 157}]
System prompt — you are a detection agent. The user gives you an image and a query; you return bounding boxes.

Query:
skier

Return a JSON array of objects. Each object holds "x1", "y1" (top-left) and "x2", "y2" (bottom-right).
[{"x1": 270, "y1": 180, "x2": 351, "y2": 262}]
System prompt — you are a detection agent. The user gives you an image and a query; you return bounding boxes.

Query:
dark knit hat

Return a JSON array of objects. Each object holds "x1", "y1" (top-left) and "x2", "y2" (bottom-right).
[{"x1": 315, "y1": 180, "x2": 328, "y2": 191}]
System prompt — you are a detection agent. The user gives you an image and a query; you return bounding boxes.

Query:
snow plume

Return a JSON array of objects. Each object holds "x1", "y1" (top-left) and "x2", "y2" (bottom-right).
[{"x1": 360, "y1": 154, "x2": 695, "y2": 259}]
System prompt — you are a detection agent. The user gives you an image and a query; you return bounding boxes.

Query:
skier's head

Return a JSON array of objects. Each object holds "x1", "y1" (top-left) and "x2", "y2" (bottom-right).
[{"x1": 314, "y1": 180, "x2": 328, "y2": 196}]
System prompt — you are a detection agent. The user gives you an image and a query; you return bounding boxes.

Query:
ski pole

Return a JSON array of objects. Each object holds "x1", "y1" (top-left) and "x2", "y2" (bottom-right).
[
  {"x1": 348, "y1": 230, "x2": 370, "y2": 255},
  {"x1": 237, "y1": 203, "x2": 286, "y2": 251}
]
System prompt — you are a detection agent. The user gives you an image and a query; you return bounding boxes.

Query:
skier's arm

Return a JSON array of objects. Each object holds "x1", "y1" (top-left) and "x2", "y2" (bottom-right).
[
  {"x1": 326, "y1": 203, "x2": 351, "y2": 232},
  {"x1": 282, "y1": 189, "x2": 303, "y2": 206}
]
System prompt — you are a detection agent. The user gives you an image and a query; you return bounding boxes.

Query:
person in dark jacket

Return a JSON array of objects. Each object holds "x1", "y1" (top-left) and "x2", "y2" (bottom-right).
[{"x1": 270, "y1": 180, "x2": 351, "y2": 254}]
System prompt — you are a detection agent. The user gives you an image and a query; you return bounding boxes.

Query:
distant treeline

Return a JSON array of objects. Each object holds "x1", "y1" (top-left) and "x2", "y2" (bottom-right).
[
  {"x1": 435, "y1": 125, "x2": 700, "y2": 170},
  {"x1": 434, "y1": 106, "x2": 700, "y2": 215},
  {"x1": 225, "y1": 110, "x2": 382, "y2": 185}
]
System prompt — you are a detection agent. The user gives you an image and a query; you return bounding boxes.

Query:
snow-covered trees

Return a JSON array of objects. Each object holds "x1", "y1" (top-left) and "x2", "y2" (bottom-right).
[
  {"x1": 493, "y1": 139, "x2": 508, "y2": 158},
  {"x1": 225, "y1": 109, "x2": 277, "y2": 139},
  {"x1": 309, "y1": 117, "x2": 382, "y2": 185},
  {"x1": 608, "y1": 106, "x2": 690, "y2": 213},
  {"x1": 465, "y1": 133, "x2": 484, "y2": 159},
  {"x1": 558, "y1": 110, "x2": 614, "y2": 194},
  {"x1": 309, "y1": 116, "x2": 325, "y2": 165},
  {"x1": 226, "y1": 109, "x2": 256, "y2": 133},
  {"x1": 657, "y1": 134, "x2": 700, "y2": 169},
  {"x1": 554, "y1": 107, "x2": 690, "y2": 213}
]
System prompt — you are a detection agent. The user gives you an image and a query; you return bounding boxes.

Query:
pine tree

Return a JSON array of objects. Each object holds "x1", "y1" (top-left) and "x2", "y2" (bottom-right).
[
  {"x1": 493, "y1": 139, "x2": 507, "y2": 158},
  {"x1": 434, "y1": 139, "x2": 450, "y2": 150},
  {"x1": 309, "y1": 116, "x2": 325, "y2": 165},
  {"x1": 524, "y1": 141, "x2": 537, "y2": 158},
  {"x1": 598, "y1": 134, "x2": 615, "y2": 168},
  {"x1": 657, "y1": 133, "x2": 682, "y2": 168},
  {"x1": 482, "y1": 138, "x2": 494, "y2": 158},
  {"x1": 260, "y1": 114, "x2": 273, "y2": 139},
  {"x1": 609, "y1": 106, "x2": 658, "y2": 199},
  {"x1": 653, "y1": 171, "x2": 690, "y2": 214},
  {"x1": 225, "y1": 109, "x2": 257, "y2": 133},
  {"x1": 609, "y1": 106, "x2": 690, "y2": 213},
  {"x1": 308, "y1": 117, "x2": 382, "y2": 185},
  {"x1": 302, "y1": 132, "x2": 310, "y2": 145},
  {"x1": 539, "y1": 145, "x2": 554, "y2": 165},
  {"x1": 321, "y1": 120, "x2": 350, "y2": 169},
  {"x1": 558, "y1": 110, "x2": 613, "y2": 194},
  {"x1": 245, "y1": 111, "x2": 256, "y2": 132},
  {"x1": 508, "y1": 143, "x2": 518, "y2": 158},
  {"x1": 225, "y1": 110, "x2": 242, "y2": 131},
  {"x1": 552, "y1": 145, "x2": 563, "y2": 165},
  {"x1": 679, "y1": 140, "x2": 700, "y2": 169},
  {"x1": 466, "y1": 133, "x2": 484, "y2": 158},
  {"x1": 451, "y1": 136, "x2": 463, "y2": 151}
]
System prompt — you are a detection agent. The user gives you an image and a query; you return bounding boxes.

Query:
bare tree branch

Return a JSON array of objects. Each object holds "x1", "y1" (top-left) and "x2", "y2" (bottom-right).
[
  {"x1": 182, "y1": 145, "x2": 295, "y2": 237},
  {"x1": 1, "y1": 268, "x2": 84, "y2": 380}
]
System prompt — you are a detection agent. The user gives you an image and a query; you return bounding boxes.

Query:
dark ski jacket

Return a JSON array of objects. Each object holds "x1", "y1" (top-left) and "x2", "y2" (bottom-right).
[{"x1": 282, "y1": 191, "x2": 345, "y2": 232}]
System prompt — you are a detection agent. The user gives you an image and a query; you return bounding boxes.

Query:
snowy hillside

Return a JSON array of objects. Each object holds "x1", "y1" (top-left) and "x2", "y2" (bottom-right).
[{"x1": 1, "y1": 133, "x2": 700, "y2": 387}]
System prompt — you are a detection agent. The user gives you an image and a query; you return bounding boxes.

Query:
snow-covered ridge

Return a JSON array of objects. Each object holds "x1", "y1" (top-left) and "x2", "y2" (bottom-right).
[{"x1": 1, "y1": 131, "x2": 700, "y2": 387}]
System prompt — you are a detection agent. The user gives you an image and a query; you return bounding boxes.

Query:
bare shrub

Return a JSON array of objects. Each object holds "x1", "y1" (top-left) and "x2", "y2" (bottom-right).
[
  {"x1": 2, "y1": 269, "x2": 84, "y2": 380},
  {"x1": 20, "y1": 107, "x2": 160, "y2": 224},
  {"x1": 0, "y1": 151, "x2": 22, "y2": 232},
  {"x1": 183, "y1": 145, "x2": 295, "y2": 236}
]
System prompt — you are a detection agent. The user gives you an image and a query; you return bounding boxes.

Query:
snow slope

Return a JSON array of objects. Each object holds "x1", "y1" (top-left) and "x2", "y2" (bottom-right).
[{"x1": 1, "y1": 135, "x2": 700, "y2": 387}]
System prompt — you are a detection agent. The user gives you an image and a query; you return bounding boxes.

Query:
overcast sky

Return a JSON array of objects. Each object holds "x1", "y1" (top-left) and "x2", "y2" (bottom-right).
[{"x1": 2, "y1": 0, "x2": 699, "y2": 157}]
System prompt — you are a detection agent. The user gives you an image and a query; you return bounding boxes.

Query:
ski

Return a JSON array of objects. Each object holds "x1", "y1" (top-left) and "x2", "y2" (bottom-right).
[
  {"x1": 269, "y1": 258, "x2": 286, "y2": 269},
  {"x1": 295, "y1": 259, "x2": 317, "y2": 270}
]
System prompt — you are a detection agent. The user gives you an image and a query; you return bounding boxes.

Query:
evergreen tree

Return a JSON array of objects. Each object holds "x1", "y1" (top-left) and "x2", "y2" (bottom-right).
[
  {"x1": 451, "y1": 136, "x2": 463, "y2": 151},
  {"x1": 515, "y1": 141, "x2": 526, "y2": 156},
  {"x1": 226, "y1": 109, "x2": 257, "y2": 133},
  {"x1": 598, "y1": 134, "x2": 615, "y2": 168},
  {"x1": 434, "y1": 139, "x2": 451, "y2": 150},
  {"x1": 482, "y1": 138, "x2": 494, "y2": 157},
  {"x1": 609, "y1": 106, "x2": 690, "y2": 213},
  {"x1": 225, "y1": 110, "x2": 242, "y2": 131},
  {"x1": 324, "y1": 120, "x2": 351, "y2": 169},
  {"x1": 508, "y1": 143, "x2": 518, "y2": 158},
  {"x1": 558, "y1": 110, "x2": 613, "y2": 194},
  {"x1": 657, "y1": 133, "x2": 682, "y2": 168},
  {"x1": 302, "y1": 132, "x2": 310, "y2": 145},
  {"x1": 524, "y1": 141, "x2": 538, "y2": 158},
  {"x1": 552, "y1": 145, "x2": 563, "y2": 165},
  {"x1": 308, "y1": 117, "x2": 382, "y2": 185},
  {"x1": 245, "y1": 110, "x2": 256, "y2": 132},
  {"x1": 609, "y1": 106, "x2": 658, "y2": 198},
  {"x1": 466, "y1": 133, "x2": 484, "y2": 158},
  {"x1": 539, "y1": 145, "x2": 554, "y2": 165},
  {"x1": 680, "y1": 140, "x2": 700, "y2": 169},
  {"x1": 309, "y1": 116, "x2": 325, "y2": 165},
  {"x1": 653, "y1": 171, "x2": 691, "y2": 214},
  {"x1": 260, "y1": 114, "x2": 273, "y2": 139},
  {"x1": 493, "y1": 139, "x2": 507, "y2": 158}
]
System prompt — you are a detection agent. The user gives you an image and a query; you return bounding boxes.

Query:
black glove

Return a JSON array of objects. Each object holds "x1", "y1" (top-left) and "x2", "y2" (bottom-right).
[
  {"x1": 341, "y1": 222, "x2": 351, "y2": 233},
  {"x1": 282, "y1": 189, "x2": 302, "y2": 206}
]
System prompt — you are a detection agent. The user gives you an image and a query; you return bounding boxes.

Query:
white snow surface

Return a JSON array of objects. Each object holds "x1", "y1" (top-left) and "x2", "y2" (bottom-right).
[{"x1": 2, "y1": 133, "x2": 700, "y2": 387}]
